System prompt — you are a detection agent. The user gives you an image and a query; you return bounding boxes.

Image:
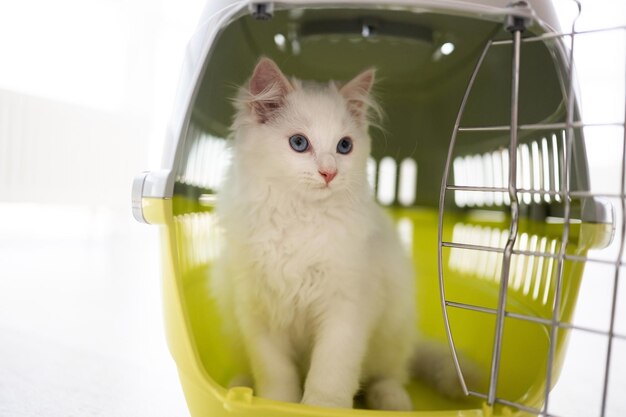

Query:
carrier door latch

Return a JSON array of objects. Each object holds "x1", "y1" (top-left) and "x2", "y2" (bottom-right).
[{"x1": 132, "y1": 169, "x2": 173, "y2": 224}]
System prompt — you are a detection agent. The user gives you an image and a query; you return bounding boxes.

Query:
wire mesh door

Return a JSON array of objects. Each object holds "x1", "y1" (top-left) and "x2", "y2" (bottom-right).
[{"x1": 438, "y1": 1, "x2": 625, "y2": 416}]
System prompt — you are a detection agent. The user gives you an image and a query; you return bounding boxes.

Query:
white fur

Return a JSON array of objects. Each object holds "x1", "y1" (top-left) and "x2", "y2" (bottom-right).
[{"x1": 213, "y1": 61, "x2": 416, "y2": 410}]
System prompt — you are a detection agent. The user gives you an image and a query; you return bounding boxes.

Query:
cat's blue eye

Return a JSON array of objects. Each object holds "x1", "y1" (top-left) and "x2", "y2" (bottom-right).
[
  {"x1": 289, "y1": 134, "x2": 309, "y2": 153},
  {"x1": 336, "y1": 137, "x2": 353, "y2": 155}
]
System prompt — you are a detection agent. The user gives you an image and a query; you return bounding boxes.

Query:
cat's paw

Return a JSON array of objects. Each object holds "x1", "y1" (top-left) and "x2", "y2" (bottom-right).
[
  {"x1": 244, "y1": 376, "x2": 302, "y2": 403},
  {"x1": 411, "y1": 340, "x2": 485, "y2": 400},
  {"x1": 365, "y1": 378, "x2": 413, "y2": 411},
  {"x1": 257, "y1": 384, "x2": 303, "y2": 403},
  {"x1": 228, "y1": 374, "x2": 254, "y2": 389},
  {"x1": 432, "y1": 353, "x2": 484, "y2": 400},
  {"x1": 301, "y1": 390, "x2": 353, "y2": 409}
]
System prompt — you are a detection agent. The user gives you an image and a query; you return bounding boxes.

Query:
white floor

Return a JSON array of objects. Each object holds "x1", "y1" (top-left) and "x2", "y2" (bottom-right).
[
  {"x1": 0, "y1": 203, "x2": 624, "y2": 417},
  {"x1": 0, "y1": 204, "x2": 190, "y2": 417}
]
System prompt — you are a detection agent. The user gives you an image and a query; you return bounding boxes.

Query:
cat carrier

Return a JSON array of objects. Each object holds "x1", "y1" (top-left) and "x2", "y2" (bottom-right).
[{"x1": 132, "y1": 0, "x2": 625, "y2": 416}]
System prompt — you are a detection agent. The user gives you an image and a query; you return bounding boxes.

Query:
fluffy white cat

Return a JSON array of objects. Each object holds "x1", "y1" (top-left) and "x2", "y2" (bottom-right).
[{"x1": 212, "y1": 58, "x2": 464, "y2": 410}]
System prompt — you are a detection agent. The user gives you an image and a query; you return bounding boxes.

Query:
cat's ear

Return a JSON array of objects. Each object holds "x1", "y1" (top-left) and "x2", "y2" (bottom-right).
[
  {"x1": 248, "y1": 57, "x2": 294, "y2": 123},
  {"x1": 339, "y1": 68, "x2": 376, "y2": 123}
]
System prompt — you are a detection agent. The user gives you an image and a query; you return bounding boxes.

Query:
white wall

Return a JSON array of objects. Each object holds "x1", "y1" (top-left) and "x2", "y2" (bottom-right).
[
  {"x1": 0, "y1": 0, "x2": 206, "y2": 211},
  {"x1": 0, "y1": 2, "x2": 205, "y2": 416}
]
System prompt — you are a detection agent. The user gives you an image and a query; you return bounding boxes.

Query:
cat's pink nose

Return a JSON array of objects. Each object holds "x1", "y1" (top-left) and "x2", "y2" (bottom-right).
[{"x1": 319, "y1": 169, "x2": 337, "y2": 184}]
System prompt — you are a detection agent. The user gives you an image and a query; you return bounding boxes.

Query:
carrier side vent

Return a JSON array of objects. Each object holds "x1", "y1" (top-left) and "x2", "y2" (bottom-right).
[
  {"x1": 453, "y1": 131, "x2": 565, "y2": 208},
  {"x1": 448, "y1": 222, "x2": 560, "y2": 307},
  {"x1": 372, "y1": 156, "x2": 418, "y2": 207},
  {"x1": 377, "y1": 157, "x2": 397, "y2": 205},
  {"x1": 178, "y1": 132, "x2": 230, "y2": 192}
]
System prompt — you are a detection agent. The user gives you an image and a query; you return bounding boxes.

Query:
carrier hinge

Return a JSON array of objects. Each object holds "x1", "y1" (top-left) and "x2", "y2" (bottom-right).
[
  {"x1": 249, "y1": 2, "x2": 273, "y2": 20},
  {"x1": 505, "y1": 1, "x2": 533, "y2": 33}
]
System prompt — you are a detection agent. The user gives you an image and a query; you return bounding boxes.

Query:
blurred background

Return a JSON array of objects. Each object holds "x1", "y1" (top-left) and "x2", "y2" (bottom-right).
[
  {"x1": 0, "y1": 0, "x2": 205, "y2": 415},
  {"x1": 0, "y1": 0, "x2": 623, "y2": 416}
]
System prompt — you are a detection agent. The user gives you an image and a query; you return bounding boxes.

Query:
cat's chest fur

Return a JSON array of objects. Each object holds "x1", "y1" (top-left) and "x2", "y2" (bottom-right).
[
  {"x1": 244, "y1": 192, "x2": 367, "y2": 278},
  {"x1": 223, "y1": 184, "x2": 373, "y2": 329}
]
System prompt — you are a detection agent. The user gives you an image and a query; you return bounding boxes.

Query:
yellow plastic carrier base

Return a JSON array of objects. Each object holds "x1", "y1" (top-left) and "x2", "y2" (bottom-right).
[{"x1": 142, "y1": 196, "x2": 610, "y2": 417}]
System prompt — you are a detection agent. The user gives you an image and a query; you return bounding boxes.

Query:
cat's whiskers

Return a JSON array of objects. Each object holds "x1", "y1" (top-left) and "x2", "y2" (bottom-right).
[
  {"x1": 342, "y1": 177, "x2": 367, "y2": 205},
  {"x1": 297, "y1": 172, "x2": 327, "y2": 190}
]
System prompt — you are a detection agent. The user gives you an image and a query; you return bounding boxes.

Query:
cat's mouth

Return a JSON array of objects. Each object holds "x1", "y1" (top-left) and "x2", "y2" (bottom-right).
[
  {"x1": 307, "y1": 182, "x2": 336, "y2": 198},
  {"x1": 303, "y1": 177, "x2": 340, "y2": 196}
]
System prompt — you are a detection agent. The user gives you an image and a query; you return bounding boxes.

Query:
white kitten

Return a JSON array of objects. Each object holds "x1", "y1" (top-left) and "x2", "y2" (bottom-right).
[{"x1": 212, "y1": 58, "x2": 463, "y2": 410}]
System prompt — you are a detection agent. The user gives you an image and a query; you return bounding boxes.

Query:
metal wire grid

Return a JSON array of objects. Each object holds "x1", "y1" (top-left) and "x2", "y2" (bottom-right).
[{"x1": 438, "y1": 2, "x2": 626, "y2": 416}]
